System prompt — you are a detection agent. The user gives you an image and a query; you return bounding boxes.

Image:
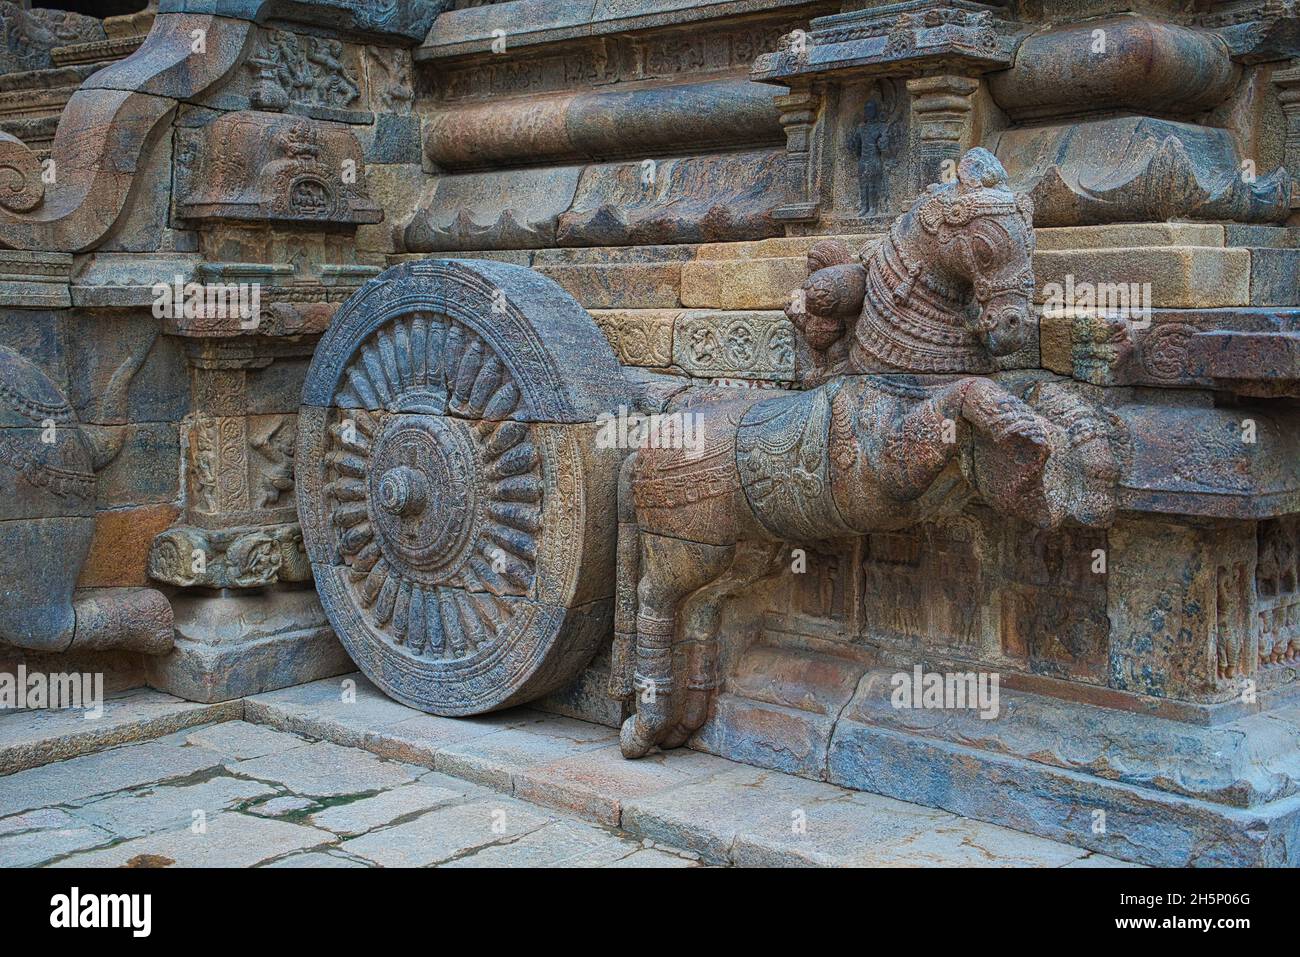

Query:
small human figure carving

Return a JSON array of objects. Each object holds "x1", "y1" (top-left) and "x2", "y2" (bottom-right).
[
  {"x1": 848, "y1": 84, "x2": 903, "y2": 218},
  {"x1": 253, "y1": 418, "x2": 296, "y2": 507}
]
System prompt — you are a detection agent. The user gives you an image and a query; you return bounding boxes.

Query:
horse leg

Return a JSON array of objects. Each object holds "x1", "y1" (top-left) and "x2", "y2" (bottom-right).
[
  {"x1": 662, "y1": 543, "x2": 787, "y2": 749},
  {"x1": 607, "y1": 453, "x2": 640, "y2": 701},
  {"x1": 620, "y1": 534, "x2": 734, "y2": 759},
  {"x1": 952, "y1": 377, "x2": 1053, "y2": 519},
  {"x1": 876, "y1": 389, "x2": 965, "y2": 500}
]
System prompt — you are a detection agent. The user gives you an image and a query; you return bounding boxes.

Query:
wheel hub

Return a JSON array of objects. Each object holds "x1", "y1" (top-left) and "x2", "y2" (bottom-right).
[{"x1": 367, "y1": 414, "x2": 477, "y2": 582}]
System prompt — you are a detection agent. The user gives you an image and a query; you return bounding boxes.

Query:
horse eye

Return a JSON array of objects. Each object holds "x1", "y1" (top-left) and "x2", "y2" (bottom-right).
[{"x1": 973, "y1": 238, "x2": 999, "y2": 269}]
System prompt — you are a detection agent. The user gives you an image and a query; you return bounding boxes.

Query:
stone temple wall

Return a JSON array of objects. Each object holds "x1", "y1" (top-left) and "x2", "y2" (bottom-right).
[{"x1": 3, "y1": 0, "x2": 1300, "y2": 865}]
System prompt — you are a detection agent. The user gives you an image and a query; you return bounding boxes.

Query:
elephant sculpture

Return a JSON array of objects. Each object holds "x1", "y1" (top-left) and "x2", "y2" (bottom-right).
[{"x1": 0, "y1": 341, "x2": 172, "y2": 656}]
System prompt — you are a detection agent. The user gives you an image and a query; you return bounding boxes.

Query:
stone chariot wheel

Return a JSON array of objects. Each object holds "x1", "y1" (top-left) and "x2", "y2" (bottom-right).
[{"x1": 297, "y1": 260, "x2": 628, "y2": 715}]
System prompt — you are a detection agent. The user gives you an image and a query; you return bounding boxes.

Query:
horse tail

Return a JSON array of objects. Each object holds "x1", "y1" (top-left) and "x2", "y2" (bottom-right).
[{"x1": 608, "y1": 451, "x2": 640, "y2": 701}]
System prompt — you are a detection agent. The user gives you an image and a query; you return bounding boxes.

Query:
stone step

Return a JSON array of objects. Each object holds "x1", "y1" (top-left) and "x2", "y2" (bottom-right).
[
  {"x1": 243, "y1": 673, "x2": 1134, "y2": 867},
  {"x1": 0, "y1": 687, "x2": 241, "y2": 776},
  {"x1": 2, "y1": 719, "x2": 706, "y2": 868}
]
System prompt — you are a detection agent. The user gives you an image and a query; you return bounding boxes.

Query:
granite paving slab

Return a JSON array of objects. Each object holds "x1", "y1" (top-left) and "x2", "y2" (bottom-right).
[
  {"x1": 0, "y1": 737, "x2": 226, "y2": 818},
  {"x1": 0, "y1": 689, "x2": 240, "y2": 774},
  {"x1": 72, "y1": 776, "x2": 278, "y2": 840},
  {"x1": 49, "y1": 811, "x2": 337, "y2": 868},
  {"x1": 232, "y1": 740, "x2": 424, "y2": 798}
]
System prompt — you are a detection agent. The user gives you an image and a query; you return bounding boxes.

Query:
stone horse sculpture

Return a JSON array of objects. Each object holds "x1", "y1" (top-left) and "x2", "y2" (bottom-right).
[{"x1": 616, "y1": 148, "x2": 1122, "y2": 758}]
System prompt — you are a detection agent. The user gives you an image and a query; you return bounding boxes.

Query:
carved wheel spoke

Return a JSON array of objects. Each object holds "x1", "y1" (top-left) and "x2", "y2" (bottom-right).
[
  {"x1": 297, "y1": 260, "x2": 627, "y2": 716},
  {"x1": 324, "y1": 312, "x2": 541, "y2": 666}
]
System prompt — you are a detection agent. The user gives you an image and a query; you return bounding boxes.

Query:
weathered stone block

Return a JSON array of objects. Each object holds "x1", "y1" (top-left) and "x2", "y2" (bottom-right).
[
  {"x1": 538, "y1": 262, "x2": 682, "y2": 310},
  {"x1": 78, "y1": 503, "x2": 180, "y2": 588},
  {"x1": 93, "y1": 422, "x2": 180, "y2": 507},
  {"x1": 1034, "y1": 247, "x2": 1251, "y2": 309},
  {"x1": 144, "y1": 589, "x2": 353, "y2": 703},
  {"x1": 680, "y1": 256, "x2": 805, "y2": 310}
]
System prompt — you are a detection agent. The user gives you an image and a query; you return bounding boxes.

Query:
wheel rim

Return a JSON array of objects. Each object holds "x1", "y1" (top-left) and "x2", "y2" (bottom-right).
[{"x1": 297, "y1": 259, "x2": 627, "y2": 714}]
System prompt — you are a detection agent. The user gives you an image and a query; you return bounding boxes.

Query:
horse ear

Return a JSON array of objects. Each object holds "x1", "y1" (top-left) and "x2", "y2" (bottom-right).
[{"x1": 956, "y1": 147, "x2": 1008, "y2": 191}]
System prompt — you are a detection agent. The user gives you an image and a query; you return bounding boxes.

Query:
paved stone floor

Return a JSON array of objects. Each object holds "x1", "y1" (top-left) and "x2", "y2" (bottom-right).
[{"x1": 0, "y1": 676, "x2": 1138, "y2": 867}]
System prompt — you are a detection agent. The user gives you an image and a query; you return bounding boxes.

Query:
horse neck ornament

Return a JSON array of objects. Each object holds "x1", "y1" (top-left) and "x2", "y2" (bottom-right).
[{"x1": 851, "y1": 147, "x2": 1036, "y2": 375}]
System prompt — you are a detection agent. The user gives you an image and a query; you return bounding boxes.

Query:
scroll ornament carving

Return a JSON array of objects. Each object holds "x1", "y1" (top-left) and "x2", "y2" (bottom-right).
[
  {"x1": 148, "y1": 523, "x2": 311, "y2": 590},
  {"x1": 0, "y1": 11, "x2": 255, "y2": 251}
]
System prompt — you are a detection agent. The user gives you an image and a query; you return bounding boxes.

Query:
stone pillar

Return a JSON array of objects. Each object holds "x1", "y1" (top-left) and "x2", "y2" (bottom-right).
[
  {"x1": 906, "y1": 74, "x2": 979, "y2": 191},
  {"x1": 144, "y1": 336, "x2": 353, "y2": 702},
  {"x1": 773, "y1": 86, "x2": 821, "y2": 224},
  {"x1": 1272, "y1": 60, "x2": 1300, "y2": 210}
]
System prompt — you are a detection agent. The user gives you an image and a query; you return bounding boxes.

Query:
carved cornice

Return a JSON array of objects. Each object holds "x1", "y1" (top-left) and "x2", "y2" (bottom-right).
[
  {"x1": 752, "y1": 1, "x2": 1016, "y2": 85},
  {"x1": 158, "y1": 0, "x2": 446, "y2": 44}
]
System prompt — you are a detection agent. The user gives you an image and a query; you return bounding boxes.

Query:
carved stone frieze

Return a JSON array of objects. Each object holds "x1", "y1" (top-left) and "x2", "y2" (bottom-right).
[
  {"x1": 161, "y1": 261, "x2": 382, "y2": 338},
  {"x1": 186, "y1": 411, "x2": 301, "y2": 526},
  {"x1": 160, "y1": 0, "x2": 445, "y2": 43},
  {"x1": 0, "y1": 2, "x2": 105, "y2": 74},
  {"x1": 243, "y1": 28, "x2": 363, "y2": 118},
  {"x1": 176, "y1": 111, "x2": 382, "y2": 226},
  {"x1": 432, "y1": 18, "x2": 797, "y2": 101},
  {"x1": 673, "y1": 310, "x2": 795, "y2": 381},
  {"x1": 591, "y1": 309, "x2": 674, "y2": 368},
  {"x1": 751, "y1": 1, "x2": 1013, "y2": 84},
  {"x1": 148, "y1": 521, "x2": 310, "y2": 589}
]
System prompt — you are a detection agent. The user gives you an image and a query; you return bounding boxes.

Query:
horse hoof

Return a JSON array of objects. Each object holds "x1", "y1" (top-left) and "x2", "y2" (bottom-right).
[
  {"x1": 620, "y1": 715, "x2": 655, "y2": 759},
  {"x1": 661, "y1": 725, "x2": 690, "y2": 749}
]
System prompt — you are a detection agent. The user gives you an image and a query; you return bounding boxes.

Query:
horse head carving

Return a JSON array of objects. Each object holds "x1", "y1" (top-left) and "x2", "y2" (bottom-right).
[{"x1": 789, "y1": 147, "x2": 1036, "y2": 382}]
